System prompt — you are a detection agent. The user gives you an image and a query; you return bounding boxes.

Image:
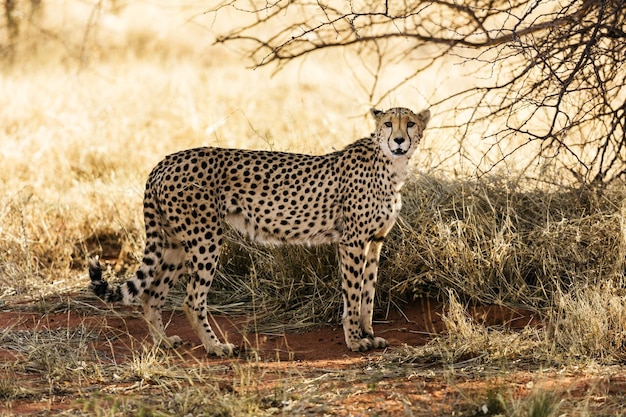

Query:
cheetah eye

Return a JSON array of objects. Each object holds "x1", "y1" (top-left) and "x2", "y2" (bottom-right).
[
  {"x1": 384, "y1": 122, "x2": 392, "y2": 128},
  {"x1": 407, "y1": 121, "x2": 416, "y2": 128}
]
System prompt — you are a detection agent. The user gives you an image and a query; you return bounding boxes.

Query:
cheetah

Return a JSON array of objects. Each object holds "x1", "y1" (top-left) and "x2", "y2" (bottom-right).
[{"x1": 89, "y1": 107, "x2": 431, "y2": 356}]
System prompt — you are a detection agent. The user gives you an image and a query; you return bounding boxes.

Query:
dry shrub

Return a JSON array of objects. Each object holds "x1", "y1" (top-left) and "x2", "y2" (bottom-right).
[
  {"x1": 384, "y1": 174, "x2": 626, "y2": 364},
  {"x1": 386, "y1": 174, "x2": 626, "y2": 308}
]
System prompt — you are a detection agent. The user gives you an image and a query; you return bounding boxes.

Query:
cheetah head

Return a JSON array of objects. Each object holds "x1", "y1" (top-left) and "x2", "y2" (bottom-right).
[{"x1": 370, "y1": 107, "x2": 431, "y2": 159}]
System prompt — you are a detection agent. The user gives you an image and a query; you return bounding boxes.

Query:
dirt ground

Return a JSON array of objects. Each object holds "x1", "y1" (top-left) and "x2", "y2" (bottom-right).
[{"x1": 1, "y1": 297, "x2": 626, "y2": 416}]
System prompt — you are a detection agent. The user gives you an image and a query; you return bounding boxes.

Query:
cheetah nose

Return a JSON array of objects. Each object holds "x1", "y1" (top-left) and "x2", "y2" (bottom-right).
[{"x1": 393, "y1": 137, "x2": 405, "y2": 145}]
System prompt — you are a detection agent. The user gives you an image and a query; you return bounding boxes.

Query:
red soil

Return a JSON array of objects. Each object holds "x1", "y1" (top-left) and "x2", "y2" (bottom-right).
[{"x1": 3, "y1": 297, "x2": 622, "y2": 416}]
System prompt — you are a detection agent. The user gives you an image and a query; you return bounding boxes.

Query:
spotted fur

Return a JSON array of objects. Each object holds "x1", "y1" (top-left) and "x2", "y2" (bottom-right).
[{"x1": 89, "y1": 107, "x2": 431, "y2": 356}]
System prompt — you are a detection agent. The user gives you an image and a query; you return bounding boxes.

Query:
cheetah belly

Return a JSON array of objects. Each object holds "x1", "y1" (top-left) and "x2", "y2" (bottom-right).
[{"x1": 225, "y1": 209, "x2": 343, "y2": 245}]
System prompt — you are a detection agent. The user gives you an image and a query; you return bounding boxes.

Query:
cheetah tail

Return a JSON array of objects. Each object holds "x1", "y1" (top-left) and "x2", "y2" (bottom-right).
[{"x1": 88, "y1": 257, "x2": 123, "y2": 303}]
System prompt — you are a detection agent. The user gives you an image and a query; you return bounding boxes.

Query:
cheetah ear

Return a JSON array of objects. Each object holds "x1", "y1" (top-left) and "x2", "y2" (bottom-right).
[
  {"x1": 370, "y1": 108, "x2": 384, "y2": 122},
  {"x1": 417, "y1": 109, "x2": 431, "y2": 125}
]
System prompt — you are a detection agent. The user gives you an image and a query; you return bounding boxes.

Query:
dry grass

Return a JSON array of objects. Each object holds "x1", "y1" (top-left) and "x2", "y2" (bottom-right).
[
  {"x1": 2, "y1": 1, "x2": 626, "y2": 415},
  {"x1": 389, "y1": 174, "x2": 626, "y2": 304}
]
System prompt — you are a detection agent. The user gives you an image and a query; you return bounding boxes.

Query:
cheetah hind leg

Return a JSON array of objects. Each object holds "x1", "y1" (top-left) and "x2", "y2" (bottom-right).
[
  {"x1": 142, "y1": 246, "x2": 187, "y2": 349},
  {"x1": 181, "y1": 279, "x2": 238, "y2": 358},
  {"x1": 144, "y1": 305, "x2": 184, "y2": 349},
  {"x1": 182, "y1": 298, "x2": 237, "y2": 357},
  {"x1": 182, "y1": 251, "x2": 238, "y2": 357}
]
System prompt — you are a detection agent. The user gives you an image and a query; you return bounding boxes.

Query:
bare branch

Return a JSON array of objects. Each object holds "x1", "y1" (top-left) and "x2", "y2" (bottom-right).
[{"x1": 208, "y1": 0, "x2": 626, "y2": 184}]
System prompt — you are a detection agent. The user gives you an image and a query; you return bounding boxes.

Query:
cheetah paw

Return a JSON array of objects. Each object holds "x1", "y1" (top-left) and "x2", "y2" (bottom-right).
[
  {"x1": 207, "y1": 342, "x2": 238, "y2": 358},
  {"x1": 370, "y1": 336, "x2": 388, "y2": 349},
  {"x1": 158, "y1": 335, "x2": 183, "y2": 349},
  {"x1": 349, "y1": 336, "x2": 388, "y2": 352}
]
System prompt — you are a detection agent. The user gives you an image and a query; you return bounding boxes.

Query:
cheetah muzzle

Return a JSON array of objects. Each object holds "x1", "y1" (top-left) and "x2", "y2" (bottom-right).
[{"x1": 88, "y1": 107, "x2": 431, "y2": 357}]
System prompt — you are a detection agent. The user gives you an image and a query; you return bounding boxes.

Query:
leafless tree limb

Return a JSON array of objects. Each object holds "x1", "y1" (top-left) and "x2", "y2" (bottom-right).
[{"x1": 210, "y1": 0, "x2": 626, "y2": 184}]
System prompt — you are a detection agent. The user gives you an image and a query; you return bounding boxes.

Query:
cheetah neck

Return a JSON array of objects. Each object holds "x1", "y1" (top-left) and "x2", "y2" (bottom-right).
[
  {"x1": 376, "y1": 147, "x2": 411, "y2": 193},
  {"x1": 340, "y1": 136, "x2": 411, "y2": 194}
]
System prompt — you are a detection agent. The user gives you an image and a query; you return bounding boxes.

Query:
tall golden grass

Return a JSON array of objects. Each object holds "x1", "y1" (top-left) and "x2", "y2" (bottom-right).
[{"x1": 0, "y1": 1, "x2": 380, "y2": 295}]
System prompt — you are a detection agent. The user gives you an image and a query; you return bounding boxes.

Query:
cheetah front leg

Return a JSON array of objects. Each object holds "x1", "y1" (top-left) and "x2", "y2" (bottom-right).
[
  {"x1": 339, "y1": 242, "x2": 385, "y2": 352},
  {"x1": 360, "y1": 240, "x2": 388, "y2": 349}
]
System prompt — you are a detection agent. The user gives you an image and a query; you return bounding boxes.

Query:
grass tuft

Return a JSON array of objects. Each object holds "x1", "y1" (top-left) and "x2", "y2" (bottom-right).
[
  {"x1": 546, "y1": 281, "x2": 626, "y2": 363},
  {"x1": 526, "y1": 390, "x2": 559, "y2": 417},
  {"x1": 390, "y1": 290, "x2": 543, "y2": 366}
]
